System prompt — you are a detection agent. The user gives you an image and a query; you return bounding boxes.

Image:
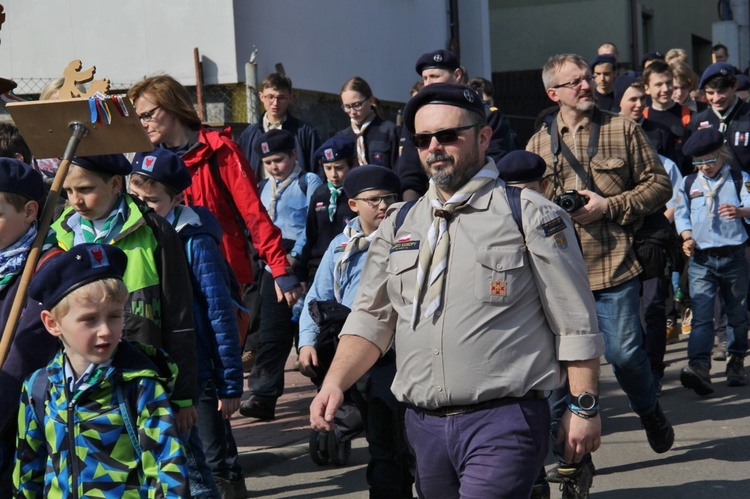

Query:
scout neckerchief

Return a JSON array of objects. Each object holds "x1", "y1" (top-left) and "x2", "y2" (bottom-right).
[
  {"x1": 267, "y1": 165, "x2": 302, "y2": 220},
  {"x1": 711, "y1": 96, "x2": 741, "y2": 134},
  {"x1": 351, "y1": 113, "x2": 375, "y2": 165},
  {"x1": 0, "y1": 221, "x2": 37, "y2": 292},
  {"x1": 411, "y1": 161, "x2": 499, "y2": 329},
  {"x1": 333, "y1": 218, "x2": 372, "y2": 302},
  {"x1": 167, "y1": 205, "x2": 201, "y2": 234},
  {"x1": 64, "y1": 354, "x2": 112, "y2": 397},
  {"x1": 698, "y1": 165, "x2": 730, "y2": 221},
  {"x1": 79, "y1": 194, "x2": 126, "y2": 243},
  {"x1": 328, "y1": 181, "x2": 343, "y2": 222},
  {"x1": 263, "y1": 113, "x2": 287, "y2": 131}
]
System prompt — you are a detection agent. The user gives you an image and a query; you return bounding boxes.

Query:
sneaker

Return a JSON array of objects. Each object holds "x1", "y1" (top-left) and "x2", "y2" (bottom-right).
[
  {"x1": 681, "y1": 308, "x2": 692, "y2": 334},
  {"x1": 726, "y1": 354, "x2": 747, "y2": 386},
  {"x1": 530, "y1": 481, "x2": 551, "y2": 499},
  {"x1": 640, "y1": 401, "x2": 675, "y2": 453},
  {"x1": 214, "y1": 477, "x2": 233, "y2": 499},
  {"x1": 680, "y1": 363, "x2": 714, "y2": 396},
  {"x1": 239, "y1": 397, "x2": 276, "y2": 420},
  {"x1": 666, "y1": 319, "x2": 680, "y2": 343},
  {"x1": 713, "y1": 341, "x2": 728, "y2": 361},
  {"x1": 546, "y1": 459, "x2": 595, "y2": 484},
  {"x1": 232, "y1": 477, "x2": 248, "y2": 498},
  {"x1": 242, "y1": 351, "x2": 255, "y2": 373},
  {"x1": 557, "y1": 460, "x2": 594, "y2": 499}
]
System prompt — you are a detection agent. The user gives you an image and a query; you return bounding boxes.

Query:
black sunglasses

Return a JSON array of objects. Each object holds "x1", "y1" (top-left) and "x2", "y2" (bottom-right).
[{"x1": 412, "y1": 124, "x2": 478, "y2": 149}]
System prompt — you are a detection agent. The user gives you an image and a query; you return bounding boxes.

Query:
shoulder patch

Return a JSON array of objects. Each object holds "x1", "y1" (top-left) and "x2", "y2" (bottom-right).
[
  {"x1": 554, "y1": 232, "x2": 569, "y2": 252},
  {"x1": 541, "y1": 216, "x2": 566, "y2": 237}
]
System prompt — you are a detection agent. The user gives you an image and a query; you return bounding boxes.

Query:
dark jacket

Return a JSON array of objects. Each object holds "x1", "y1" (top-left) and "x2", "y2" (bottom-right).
[
  {"x1": 689, "y1": 99, "x2": 750, "y2": 172},
  {"x1": 337, "y1": 116, "x2": 399, "y2": 170},
  {"x1": 176, "y1": 206, "x2": 244, "y2": 398},
  {"x1": 238, "y1": 112, "x2": 322, "y2": 175}
]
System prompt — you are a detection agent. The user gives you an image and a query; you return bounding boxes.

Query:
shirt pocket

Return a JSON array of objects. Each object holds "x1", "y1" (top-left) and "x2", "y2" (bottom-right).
[
  {"x1": 690, "y1": 195, "x2": 706, "y2": 214},
  {"x1": 590, "y1": 157, "x2": 628, "y2": 196},
  {"x1": 474, "y1": 246, "x2": 526, "y2": 304},
  {"x1": 367, "y1": 140, "x2": 392, "y2": 168},
  {"x1": 387, "y1": 249, "x2": 419, "y2": 306}
]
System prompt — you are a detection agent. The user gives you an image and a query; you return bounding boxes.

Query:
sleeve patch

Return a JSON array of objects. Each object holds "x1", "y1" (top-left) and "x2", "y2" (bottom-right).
[{"x1": 541, "y1": 216, "x2": 567, "y2": 237}]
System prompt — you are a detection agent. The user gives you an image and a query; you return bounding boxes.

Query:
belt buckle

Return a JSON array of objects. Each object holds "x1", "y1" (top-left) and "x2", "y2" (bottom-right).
[{"x1": 441, "y1": 405, "x2": 473, "y2": 416}]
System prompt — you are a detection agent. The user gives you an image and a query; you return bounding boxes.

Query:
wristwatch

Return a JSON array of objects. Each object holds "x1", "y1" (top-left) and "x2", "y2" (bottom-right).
[
  {"x1": 572, "y1": 392, "x2": 599, "y2": 411},
  {"x1": 290, "y1": 251, "x2": 300, "y2": 260},
  {"x1": 602, "y1": 206, "x2": 611, "y2": 221}
]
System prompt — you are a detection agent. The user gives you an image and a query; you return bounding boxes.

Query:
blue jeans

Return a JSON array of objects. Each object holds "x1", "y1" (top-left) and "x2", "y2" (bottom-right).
[
  {"x1": 181, "y1": 410, "x2": 221, "y2": 498},
  {"x1": 688, "y1": 247, "x2": 749, "y2": 367},
  {"x1": 197, "y1": 379, "x2": 243, "y2": 482},
  {"x1": 593, "y1": 277, "x2": 657, "y2": 417}
]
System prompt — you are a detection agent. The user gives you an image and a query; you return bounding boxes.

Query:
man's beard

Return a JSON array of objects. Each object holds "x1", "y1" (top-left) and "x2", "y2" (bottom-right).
[
  {"x1": 576, "y1": 99, "x2": 595, "y2": 112},
  {"x1": 424, "y1": 146, "x2": 483, "y2": 192}
]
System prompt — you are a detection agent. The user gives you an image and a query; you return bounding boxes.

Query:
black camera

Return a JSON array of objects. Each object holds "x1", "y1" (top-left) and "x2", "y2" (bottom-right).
[{"x1": 553, "y1": 190, "x2": 589, "y2": 213}]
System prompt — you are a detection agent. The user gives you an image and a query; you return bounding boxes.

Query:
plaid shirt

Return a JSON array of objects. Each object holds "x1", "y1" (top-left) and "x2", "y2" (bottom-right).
[{"x1": 527, "y1": 110, "x2": 672, "y2": 290}]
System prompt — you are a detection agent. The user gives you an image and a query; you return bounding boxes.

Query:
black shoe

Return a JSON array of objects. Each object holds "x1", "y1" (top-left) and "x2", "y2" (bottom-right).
[
  {"x1": 640, "y1": 401, "x2": 674, "y2": 454},
  {"x1": 546, "y1": 459, "x2": 595, "y2": 484},
  {"x1": 557, "y1": 460, "x2": 594, "y2": 499},
  {"x1": 726, "y1": 354, "x2": 747, "y2": 386},
  {"x1": 239, "y1": 397, "x2": 276, "y2": 420},
  {"x1": 530, "y1": 481, "x2": 551, "y2": 499},
  {"x1": 680, "y1": 363, "x2": 714, "y2": 396}
]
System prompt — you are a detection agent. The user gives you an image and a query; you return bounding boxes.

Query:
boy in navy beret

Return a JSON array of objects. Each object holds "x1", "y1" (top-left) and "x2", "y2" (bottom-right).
[
  {"x1": 44, "y1": 153, "x2": 198, "y2": 439},
  {"x1": 674, "y1": 127, "x2": 750, "y2": 396},
  {"x1": 415, "y1": 49, "x2": 463, "y2": 84},
  {"x1": 300, "y1": 136, "x2": 358, "y2": 282},
  {"x1": 14, "y1": 243, "x2": 188, "y2": 497},
  {"x1": 129, "y1": 147, "x2": 247, "y2": 494},
  {"x1": 497, "y1": 150, "x2": 549, "y2": 194},
  {"x1": 298, "y1": 165, "x2": 412, "y2": 497},
  {"x1": 242, "y1": 129, "x2": 322, "y2": 420}
]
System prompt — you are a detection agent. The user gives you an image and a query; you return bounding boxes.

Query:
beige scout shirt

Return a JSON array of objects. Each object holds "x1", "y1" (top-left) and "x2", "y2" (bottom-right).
[
  {"x1": 340, "y1": 168, "x2": 604, "y2": 410},
  {"x1": 527, "y1": 111, "x2": 672, "y2": 291}
]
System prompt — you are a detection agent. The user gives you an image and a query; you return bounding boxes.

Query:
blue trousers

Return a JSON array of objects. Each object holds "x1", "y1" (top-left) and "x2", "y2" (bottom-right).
[
  {"x1": 404, "y1": 398, "x2": 549, "y2": 499},
  {"x1": 688, "y1": 247, "x2": 749, "y2": 367},
  {"x1": 197, "y1": 379, "x2": 243, "y2": 482}
]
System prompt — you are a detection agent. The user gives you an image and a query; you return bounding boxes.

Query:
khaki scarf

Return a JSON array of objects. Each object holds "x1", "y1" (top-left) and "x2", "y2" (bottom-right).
[{"x1": 267, "y1": 165, "x2": 302, "y2": 220}]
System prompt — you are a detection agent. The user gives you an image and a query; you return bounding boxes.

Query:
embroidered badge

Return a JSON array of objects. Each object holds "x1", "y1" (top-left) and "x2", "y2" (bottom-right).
[
  {"x1": 689, "y1": 189, "x2": 704, "y2": 199},
  {"x1": 554, "y1": 232, "x2": 569, "y2": 252},
  {"x1": 261, "y1": 142, "x2": 270, "y2": 154},
  {"x1": 542, "y1": 216, "x2": 566, "y2": 237},
  {"x1": 698, "y1": 121, "x2": 710, "y2": 129},
  {"x1": 490, "y1": 281, "x2": 506, "y2": 296},
  {"x1": 373, "y1": 151, "x2": 383, "y2": 164},
  {"x1": 463, "y1": 89, "x2": 474, "y2": 103},
  {"x1": 142, "y1": 155, "x2": 157, "y2": 172},
  {"x1": 334, "y1": 245, "x2": 346, "y2": 253},
  {"x1": 398, "y1": 234, "x2": 412, "y2": 243},
  {"x1": 390, "y1": 240, "x2": 419, "y2": 253},
  {"x1": 315, "y1": 202, "x2": 325, "y2": 211},
  {"x1": 87, "y1": 244, "x2": 109, "y2": 268},
  {"x1": 324, "y1": 148, "x2": 334, "y2": 161},
  {"x1": 433, "y1": 54, "x2": 443, "y2": 62}
]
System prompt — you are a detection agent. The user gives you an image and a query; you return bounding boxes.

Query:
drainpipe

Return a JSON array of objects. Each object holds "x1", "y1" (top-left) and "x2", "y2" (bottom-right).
[{"x1": 245, "y1": 48, "x2": 259, "y2": 125}]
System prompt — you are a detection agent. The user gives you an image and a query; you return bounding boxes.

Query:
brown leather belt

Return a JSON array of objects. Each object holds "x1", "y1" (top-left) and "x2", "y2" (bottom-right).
[
  {"x1": 417, "y1": 390, "x2": 547, "y2": 417},
  {"x1": 695, "y1": 244, "x2": 744, "y2": 258}
]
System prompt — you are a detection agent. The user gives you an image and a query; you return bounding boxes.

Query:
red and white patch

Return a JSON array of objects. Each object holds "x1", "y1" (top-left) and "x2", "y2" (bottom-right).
[
  {"x1": 261, "y1": 142, "x2": 270, "y2": 154},
  {"x1": 324, "y1": 148, "x2": 335, "y2": 161},
  {"x1": 142, "y1": 155, "x2": 157, "y2": 172},
  {"x1": 398, "y1": 234, "x2": 411, "y2": 242},
  {"x1": 490, "y1": 281, "x2": 506, "y2": 296},
  {"x1": 699, "y1": 121, "x2": 710, "y2": 129}
]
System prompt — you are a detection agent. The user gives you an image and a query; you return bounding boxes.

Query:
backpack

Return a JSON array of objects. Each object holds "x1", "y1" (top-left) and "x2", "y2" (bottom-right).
[
  {"x1": 683, "y1": 169, "x2": 750, "y2": 236},
  {"x1": 185, "y1": 236, "x2": 251, "y2": 348}
]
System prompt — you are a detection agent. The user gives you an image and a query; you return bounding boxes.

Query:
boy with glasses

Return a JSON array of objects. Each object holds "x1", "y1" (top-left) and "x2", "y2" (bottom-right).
[{"x1": 238, "y1": 72, "x2": 321, "y2": 177}]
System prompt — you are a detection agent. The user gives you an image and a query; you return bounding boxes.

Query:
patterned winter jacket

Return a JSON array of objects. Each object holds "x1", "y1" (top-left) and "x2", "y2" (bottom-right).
[{"x1": 13, "y1": 341, "x2": 188, "y2": 498}]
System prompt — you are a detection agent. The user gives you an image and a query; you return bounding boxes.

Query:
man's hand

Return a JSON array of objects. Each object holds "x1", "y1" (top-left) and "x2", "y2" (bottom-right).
[
  {"x1": 556, "y1": 410, "x2": 601, "y2": 464},
  {"x1": 299, "y1": 345, "x2": 319, "y2": 378},
  {"x1": 571, "y1": 189, "x2": 608, "y2": 225},
  {"x1": 174, "y1": 406, "x2": 198, "y2": 434},
  {"x1": 310, "y1": 385, "x2": 345, "y2": 432},
  {"x1": 718, "y1": 203, "x2": 750, "y2": 221},
  {"x1": 218, "y1": 397, "x2": 241, "y2": 419},
  {"x1": 275, "y1": 281, "x2": 301, "y2": 306}
]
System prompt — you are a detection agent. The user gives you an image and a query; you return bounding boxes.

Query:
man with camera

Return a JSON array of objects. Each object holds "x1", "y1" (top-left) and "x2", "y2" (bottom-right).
[{"x1": 527, "y1": 53, "x2": 675, "y2": 491}]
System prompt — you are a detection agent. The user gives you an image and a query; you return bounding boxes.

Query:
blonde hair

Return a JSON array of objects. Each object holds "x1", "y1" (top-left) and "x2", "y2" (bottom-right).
[
  {"x1": 50, "y1": 278, "x2": 129, "y2": 318},
  {"x1": 542, "y1": 54, "x2": 588, "y2": 90},
  {"x1": 665, "y1": 48, "x2": 688, "y2": 65}
]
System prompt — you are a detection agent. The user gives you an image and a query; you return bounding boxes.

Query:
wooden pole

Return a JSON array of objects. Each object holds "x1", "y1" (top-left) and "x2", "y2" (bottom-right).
[
  {"x1": 0, "y1": 122, "x2": 88, "y2": 368},
  {"x1": 194, "y1": 47, "x2": 205, "y2": 121}
]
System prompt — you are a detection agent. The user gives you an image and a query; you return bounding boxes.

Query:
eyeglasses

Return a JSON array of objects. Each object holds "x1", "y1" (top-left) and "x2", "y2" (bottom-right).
[
  {"x1": 261, "y1": 94, "x2": 290, "y2": 103},
  {"x1": 138, "y1": 106, "x2": 160, "y2": 122},
  {"x1": 552, "y1": 75, "x2": 594, "y2": 90},
  {"x1": 353, "y1": 194, "x2": 398, "y2": 207},
  {"x1": 341, "y1": 99, "x2": 368, "y2": 112},
  {"x1": 412, "y1": 124, "x2": 478, "y2": 149},
  {"x1": 692, "y1": 157, "x2": 719, "y2": 166}
]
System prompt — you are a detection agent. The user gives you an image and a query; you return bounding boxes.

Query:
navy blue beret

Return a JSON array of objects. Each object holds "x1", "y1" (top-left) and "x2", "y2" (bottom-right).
[
  {"x1": 314, "y1": 136, "x2": 356, "y2": 165},
  {"x1": 131, "y1": 148, "x2": 192, "y2": 193},
  {"x1": 497, "y1": 151, "x2": 547, "y2": 184},
  {"x1": 254, "y1": 129, "x2": 295, "y2": 158},
  {"x1": 415, "y1": 49, "x2": 461, "y2": 76},
  {"x1": 613, "y1": 74, "x2": 641, "y2": 109},
  {"x1": 737, "y1": 74, "x2": 750, "y2": 91},
  {"x1": 343, "y1": 165, "x2": 401, "y2": 198},
  {"x1": 641, "y1": 51, "x2": 664, "y2": 67},
  {"x1": 29, "y1": 243, "x2": 128, "y2": 310},
  {"x1": 699, "y1": 62, "x2": 737, "y2": 89},
  {"x1": 0, "y1": 157, "x2": 45, "y2": 202},
  {"x1": 682, "y1": 127, "x2": 725, "y2": 158},
  {"x1": 403, "y1": 83, "x2": 485, "y2": 134},
  {"x1": 72, "y1": 154, "x2": 132, "y2": 175},
  {"x1": 590, "y1": 54, "x2": 617, "y2": 71}
]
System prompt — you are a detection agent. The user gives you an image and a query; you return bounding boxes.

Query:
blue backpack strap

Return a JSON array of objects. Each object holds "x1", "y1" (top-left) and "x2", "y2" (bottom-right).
[
  {"x1": 115, "y1": 382, "x2": 142, "y2": 458},
  {"x1": 505, "y1": 185, "x2": 525, "y2": 237},
  {"x1": 298, "y1": 172, "x2": 308, "y2": 195},
  {"x1": 394, "y1": 200, "x2": 417, "y2": 232},
  {"x1": 258, "y1": 178, "x2": 269, "y2": 193},
  {"x1": 29, "y1": 369, "x2": 48, "y2": 427}
]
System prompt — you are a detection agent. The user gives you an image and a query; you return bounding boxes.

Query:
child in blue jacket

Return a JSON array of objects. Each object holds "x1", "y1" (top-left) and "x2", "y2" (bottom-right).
[{"x1": 129, "y1": 148, "x2": 246, "y2": 497}]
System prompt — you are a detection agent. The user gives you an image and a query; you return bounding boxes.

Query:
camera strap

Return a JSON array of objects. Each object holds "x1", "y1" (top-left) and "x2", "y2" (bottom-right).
[{"x1": 549, "y1": 107, "x2": 602, "y2": 196}]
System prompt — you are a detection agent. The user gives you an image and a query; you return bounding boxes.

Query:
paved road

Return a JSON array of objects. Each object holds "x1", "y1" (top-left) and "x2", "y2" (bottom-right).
[{"x1": 234, "y1": 333, "x2": 750, "y2": 498}]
